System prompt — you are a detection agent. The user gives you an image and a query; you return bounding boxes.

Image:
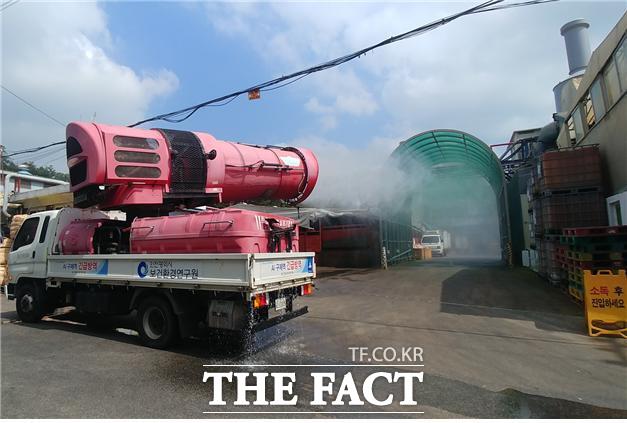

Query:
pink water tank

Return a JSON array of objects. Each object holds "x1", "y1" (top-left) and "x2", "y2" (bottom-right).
[{"x1": 130, "y1": 208, "x2": 299, "y2": 254}]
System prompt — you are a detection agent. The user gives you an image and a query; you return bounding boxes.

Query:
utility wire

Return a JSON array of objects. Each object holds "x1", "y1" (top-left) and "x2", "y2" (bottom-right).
[
  {"x1": 4, "y1": 0, "x2": 557, "y2": 157},
  {"x1": 5, "y1": 141, "x2": 66, "y2": 158},
  {"x1": 17, "y1": 145, "x2": 66, "y2": 163},
  {"x1": 34, "y1": 147, "x2": 67, "y2": 165},
  {"x1": 0, "y1": 0, "x2": 20, "y2": 12},
  {"x1": 472, "y1": 0, "x2": 557, "y2": 13},
  {"x1": 129, "y1": 0, "x2": 557, "y2": 128},
  {"x1": 1, "y1": 85, "x2": 66, "y2": 127}
]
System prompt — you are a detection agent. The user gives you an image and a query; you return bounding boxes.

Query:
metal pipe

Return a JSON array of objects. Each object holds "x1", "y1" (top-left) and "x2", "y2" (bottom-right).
[{"x1": 560, "y1": 19, "x2": 591, "y2": 76}]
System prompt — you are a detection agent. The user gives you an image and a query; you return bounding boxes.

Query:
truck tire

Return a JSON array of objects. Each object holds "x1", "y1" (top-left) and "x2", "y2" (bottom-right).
[
  {"x1": 137, "y1": 296, "x2": 179, "y2": 349},
  {"x1": 15, "y1": 281, "x2": 46, "y2": 323}
]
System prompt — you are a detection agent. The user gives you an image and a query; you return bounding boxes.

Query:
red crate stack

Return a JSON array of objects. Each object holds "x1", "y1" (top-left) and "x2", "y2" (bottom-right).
[
  {"x1": 538, "y1": 146, "x2": 607, "y2": 234},
  {"x1": 529, "y1": 145, "x2": 608, "y2": 294},
  {"x1": 540, "y1": 189, "x2": 607, "y2": 229},
  {"x1": 539, "y1": 146, "x2": 603, "y2": 191}
]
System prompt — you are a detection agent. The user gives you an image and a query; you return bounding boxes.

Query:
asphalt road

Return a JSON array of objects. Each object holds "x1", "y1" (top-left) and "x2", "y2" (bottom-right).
[{"x1": 1, "y1": 257, "x2": 626, "y2": 418}]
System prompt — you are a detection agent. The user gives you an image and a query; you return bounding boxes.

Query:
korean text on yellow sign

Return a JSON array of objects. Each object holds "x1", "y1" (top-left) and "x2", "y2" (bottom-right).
[{"x1": 583, "y1": 269, "x2": 626, "y2": 338}]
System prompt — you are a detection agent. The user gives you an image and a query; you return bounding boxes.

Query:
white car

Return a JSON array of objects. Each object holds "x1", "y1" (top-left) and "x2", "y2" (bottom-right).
[{"x1": 421, "y1": 234, "x2": 446, "y2": 256}]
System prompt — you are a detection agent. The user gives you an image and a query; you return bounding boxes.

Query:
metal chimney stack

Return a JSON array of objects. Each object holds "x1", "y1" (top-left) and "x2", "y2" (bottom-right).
[{"x1": 560, "y1": 19, "x2": 591, "y2": 76}]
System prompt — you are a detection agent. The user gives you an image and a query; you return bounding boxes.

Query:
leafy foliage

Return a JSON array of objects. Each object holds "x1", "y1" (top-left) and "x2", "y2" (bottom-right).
[{"x1": 1, "y1": 155, "x2": 69, "y2": 182}]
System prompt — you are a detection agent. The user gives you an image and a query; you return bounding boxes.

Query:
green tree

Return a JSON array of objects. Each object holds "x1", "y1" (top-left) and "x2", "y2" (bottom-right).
[{"x1": 1, "y1": 154, "x2": 69, "y2": 182}]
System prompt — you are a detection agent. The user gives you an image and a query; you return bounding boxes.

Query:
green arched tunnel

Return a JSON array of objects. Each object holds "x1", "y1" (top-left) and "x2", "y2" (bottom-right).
[{"x1": 387, "y1": 129, "x2": 510, "y2": 262}]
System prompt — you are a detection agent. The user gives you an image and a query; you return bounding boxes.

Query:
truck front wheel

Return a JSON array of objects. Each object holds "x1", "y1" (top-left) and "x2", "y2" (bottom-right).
[
  {"x1": 137, "y1": 296, "x2": 179, "y2": 349},
  {"x1": 15, "y1": 281, "x2": 46, "y2": 323}
]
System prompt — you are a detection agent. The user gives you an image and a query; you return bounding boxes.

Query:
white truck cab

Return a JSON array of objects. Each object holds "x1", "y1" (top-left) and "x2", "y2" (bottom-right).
[{"x1": 421, "y1": 231, "x2": 446, "y2": 256}]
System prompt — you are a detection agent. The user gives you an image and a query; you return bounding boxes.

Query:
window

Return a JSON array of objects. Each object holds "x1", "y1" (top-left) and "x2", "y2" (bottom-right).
[
  {"x1": 39, "y1": 216, "x2": 50, "y2": 243},
  {"x1": 566, "y1": 116, "x2": 576, "y2": 144},
  {"x1": 114, "y1": 150, "x2": 160, "y2": 163},
  {"x1": 115, "y1": 166, "x2": 161, "y2": 178},
  {"x1": 572, "y1": 105, "x2": 585, "y2": 142},
  {"x1": 603, "y1": 59, "x2": 621, "y2": 106},
  {"x1": 616, "y1": 37, "x2": 626, "y2": 92},
  {"x1": 589, "y1": 78, "x2": 606, "y2": 120},
  {"x1": 11, "y1": 217, "x2": 40, "y2": 251},
  {"x1": 583, "y1": 93, "x2": 595, "y2": 128},
  {"x1": 421, "y1": 236, "x2": 441, "y2": 244},
  {"x1": 113, "y1": 136, "x2": 159, "y2": 150}
]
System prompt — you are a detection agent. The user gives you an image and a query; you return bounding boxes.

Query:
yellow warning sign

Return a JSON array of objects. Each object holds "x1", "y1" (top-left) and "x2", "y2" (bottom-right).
[{"x1": 583, "y1": 269, "x2": 627, "y2": 338}]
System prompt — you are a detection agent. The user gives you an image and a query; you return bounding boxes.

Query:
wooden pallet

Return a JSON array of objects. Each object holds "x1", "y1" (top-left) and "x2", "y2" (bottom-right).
[
  {"x1": 567, "y1": 258, "x2": 625, "y2": 270},
  {"x1": 568, "y1": 242, "x2": 627, "y2": 253},
  {"x1": 566, "y1": 250, "x2": 624, "y2": 261},
  {"x1": 563, "y1": 226, "x2": 627, "y2": 237},
  {"x1": 540, "y1": 186, "x2": 602, "y2": 197}
]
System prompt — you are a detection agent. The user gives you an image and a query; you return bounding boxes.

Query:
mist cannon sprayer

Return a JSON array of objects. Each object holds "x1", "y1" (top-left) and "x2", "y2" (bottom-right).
[{"x1": 66, "y1": 122, "x2": 319, "y2": 210}]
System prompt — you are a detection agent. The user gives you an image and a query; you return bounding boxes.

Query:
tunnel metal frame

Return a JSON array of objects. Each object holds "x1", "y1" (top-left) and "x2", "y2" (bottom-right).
[{"x1": 389, "y1": 129, "x2": 511, "y2": 263}]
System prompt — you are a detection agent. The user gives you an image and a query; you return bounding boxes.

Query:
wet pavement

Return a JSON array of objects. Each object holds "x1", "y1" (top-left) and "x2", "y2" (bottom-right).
[{"x1": 1, "y1": 257, "x2": 626, "y2": 418}]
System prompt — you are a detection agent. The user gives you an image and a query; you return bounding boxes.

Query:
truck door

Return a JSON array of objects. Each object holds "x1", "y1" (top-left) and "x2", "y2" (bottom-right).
[
  {"x1": 9, "y1": 216, "x2": 49, "y2": 279},
  {"x1": 32, "y1": 215, "x2": 51, "y2": 276}
]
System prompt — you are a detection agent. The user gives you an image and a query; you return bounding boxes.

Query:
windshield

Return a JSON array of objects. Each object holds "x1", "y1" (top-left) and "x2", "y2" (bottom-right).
[{"x1": 422, "y1": 235, "x2": 441, "y2": 244}]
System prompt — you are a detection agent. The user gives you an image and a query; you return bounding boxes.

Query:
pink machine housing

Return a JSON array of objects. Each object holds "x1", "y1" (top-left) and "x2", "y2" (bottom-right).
[
  {"x1": 57, "y1": 209, "x2": 299, "y2": 255},
  {"x1": 66, "y1": 122, "x2": 319, "y2": 209},
  {"x1": 130, "y1": 208, "x2": 299, "y2": 254},
  {"x1": 59, "y1": 219, "x2": 110, "y2": 254},
  {"x1": 58, "y1": 218, "x2": 129, "y2": 255}
]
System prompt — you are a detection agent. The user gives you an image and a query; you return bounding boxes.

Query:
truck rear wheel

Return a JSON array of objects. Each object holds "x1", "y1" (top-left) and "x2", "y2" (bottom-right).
[
  {"x1": 137, "y1": 296, "x2": 179, "y2": 349},
  {"x1": 15, "y1": 281, "x2": 46, "y2": 323}
]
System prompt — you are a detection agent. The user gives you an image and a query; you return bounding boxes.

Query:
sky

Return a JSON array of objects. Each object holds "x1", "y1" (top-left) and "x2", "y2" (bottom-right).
[{"x1": 1, "y1": 0, "x2": 625, "y2": 176}]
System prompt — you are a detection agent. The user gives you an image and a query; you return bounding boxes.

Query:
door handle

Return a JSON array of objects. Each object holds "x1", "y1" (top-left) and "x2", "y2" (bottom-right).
[{"x1": 32, "y1": 251, "x2": 35, "y2": 259}]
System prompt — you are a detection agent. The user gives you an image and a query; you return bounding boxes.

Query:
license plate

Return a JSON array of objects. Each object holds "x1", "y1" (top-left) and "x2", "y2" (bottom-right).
[{"x1": 275, "y1": 297, "x2": 287, "y2": 311}]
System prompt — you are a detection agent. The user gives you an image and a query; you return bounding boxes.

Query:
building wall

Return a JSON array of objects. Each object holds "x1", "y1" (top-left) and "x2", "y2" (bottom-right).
[
  {"x1": 574, "y1": 98, "x2": 626, "y2": 195},
  {"x1": 556, "y1": 13, "x2": 627, "y2": 196},
  {"x1": 606, "y1": 191, "x2": 627, "y2": 225},
  {"x1": 0, "y1": 172, "x2": 63, "y2": 194}
]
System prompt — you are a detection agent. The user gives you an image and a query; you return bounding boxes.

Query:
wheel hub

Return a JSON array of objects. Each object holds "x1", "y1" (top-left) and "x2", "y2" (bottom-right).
[
  {"x1": 20, "y1": 293, "x2": 34, "y2": 313},
  {"x1": 143, "y1": 306, "x2": 165, "y2": 340}
]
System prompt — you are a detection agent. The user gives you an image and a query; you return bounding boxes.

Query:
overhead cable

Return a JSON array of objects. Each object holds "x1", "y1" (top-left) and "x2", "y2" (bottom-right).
[{"x1": 128, "y1": 0, "x2": 557, "y2": 128}]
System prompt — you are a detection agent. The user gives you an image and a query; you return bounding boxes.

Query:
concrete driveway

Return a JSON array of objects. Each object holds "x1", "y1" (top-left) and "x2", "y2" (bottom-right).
[{"x1": 1, "y1": 258, "x2": 625, "y2": 418}]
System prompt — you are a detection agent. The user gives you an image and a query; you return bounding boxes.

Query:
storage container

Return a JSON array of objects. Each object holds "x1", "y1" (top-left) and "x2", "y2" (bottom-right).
[
  {"x1": 540, "y1": 146, "x2": 602, "y2": 191},
  {"x1": 541, "y1": 190, "x2": 607, "y2": 231},
  {"x1": 131, "y1": 208, "x2": 299, "y2": 254}
]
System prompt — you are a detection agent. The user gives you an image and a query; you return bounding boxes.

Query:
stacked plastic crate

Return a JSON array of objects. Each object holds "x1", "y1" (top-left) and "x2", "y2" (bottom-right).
[
  {"x1": 557, "y1": 226, "x2": 627, "y2": 301},
  {"x1": 530, "y1": 146, "x2": 607, "y2": 288}
]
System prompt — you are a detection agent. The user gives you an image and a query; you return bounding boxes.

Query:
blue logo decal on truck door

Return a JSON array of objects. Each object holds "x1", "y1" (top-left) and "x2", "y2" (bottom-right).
[{"x1": 137, "y1": 261, "x2": 148, "y2": 278}]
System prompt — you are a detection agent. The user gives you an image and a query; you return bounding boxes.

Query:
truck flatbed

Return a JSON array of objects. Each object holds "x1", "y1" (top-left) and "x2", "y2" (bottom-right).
[
  {"x1": 6, "y1": 208, "x2": 317, "y2": 349},
  {"x1": 46, "y1": 252, "x2": 315, "y2": 296}
]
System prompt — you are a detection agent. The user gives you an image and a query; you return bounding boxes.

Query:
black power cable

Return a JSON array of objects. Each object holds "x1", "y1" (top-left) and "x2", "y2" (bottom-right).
[
  {"x1": 128, "y1": 0, "x2": 557, "y2": 128},
  {"x1": 0, "y1": 0, "x2": 20, "y2": 12},
  {"x1": 5, "y1": 141, "x2": 66, "y2": 158},
  {"x1": 1, "y1": 85, "x2": 66, "y2": 127},
  {"x1": 5, "y1": 0, "x2": 557, "y2": 156}
]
